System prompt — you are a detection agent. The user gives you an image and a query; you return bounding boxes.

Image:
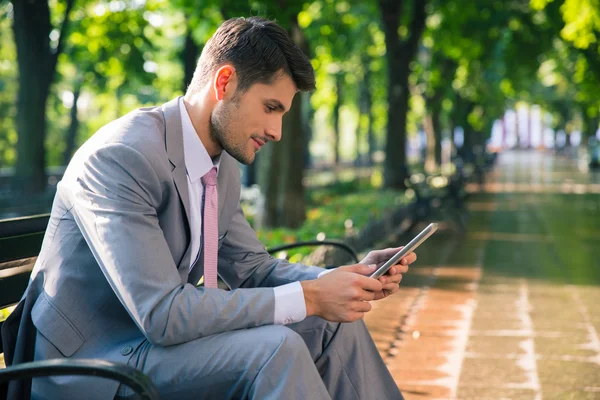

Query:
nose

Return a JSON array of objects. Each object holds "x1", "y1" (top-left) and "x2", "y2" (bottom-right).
[{"x1": 265, "y1": 118, "x2": 283, "y2": 142}]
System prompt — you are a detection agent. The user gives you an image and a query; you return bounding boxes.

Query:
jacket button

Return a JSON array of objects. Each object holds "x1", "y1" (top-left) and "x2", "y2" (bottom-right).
[{"x1": 121, "y1": 345, "x2": 133, "y2": 356}]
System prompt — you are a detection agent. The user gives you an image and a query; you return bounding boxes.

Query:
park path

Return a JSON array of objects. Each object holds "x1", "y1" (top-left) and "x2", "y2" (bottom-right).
[{"x1": 364, "y1": 150, "x2": 600, "y2": 400}]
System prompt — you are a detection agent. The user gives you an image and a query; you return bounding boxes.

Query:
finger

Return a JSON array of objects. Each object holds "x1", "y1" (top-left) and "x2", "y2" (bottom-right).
[
  {"x1": 353, "y1": 289, "x2": 376, "y2": 301},
  {"x1": 394, "y1": 263, "x2": 409, "y2": 274},
  {"x1": 339, "y1": 263, "x2": 377, "y2": 275},
  {"x1": 354, "y1": 275, "x2": 384, "y2": 292},
  {"x1": 400, "y1": 252, "x2": 417, "y2": 265},
  {"x1": 386, "y1": 273, "x2": 403, "y2": 284},
  {"x1": 387, "y1": 264, "x2": 408, "y2": 275},
  {"x1": 382, "y1": 283, "x2": 400, "y2": 294}
]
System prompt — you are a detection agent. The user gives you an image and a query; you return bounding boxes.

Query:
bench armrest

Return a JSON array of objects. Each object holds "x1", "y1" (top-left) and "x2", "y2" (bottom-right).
[{"x1": 0, "y1": 359, "x2": 160, "y2": 400}]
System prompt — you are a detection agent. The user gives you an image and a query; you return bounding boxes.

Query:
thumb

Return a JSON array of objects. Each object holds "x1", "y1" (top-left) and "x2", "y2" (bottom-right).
[{"x1": 340, "y1": 263, "x2": 377, "y2": 275}]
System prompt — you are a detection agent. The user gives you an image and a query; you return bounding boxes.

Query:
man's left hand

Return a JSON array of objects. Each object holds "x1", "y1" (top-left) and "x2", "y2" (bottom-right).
[{"x1": 359, "y1": 247, "x2": 417, "y2": 300}]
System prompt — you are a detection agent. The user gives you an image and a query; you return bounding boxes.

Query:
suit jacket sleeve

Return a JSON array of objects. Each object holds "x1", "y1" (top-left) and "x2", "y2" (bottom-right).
[
  {"x1": 67, "y1": 142, "x2": 276, "y2": 346},
  {"x1": 217, "y1": 201, "x2": 325, "y2": 290}
]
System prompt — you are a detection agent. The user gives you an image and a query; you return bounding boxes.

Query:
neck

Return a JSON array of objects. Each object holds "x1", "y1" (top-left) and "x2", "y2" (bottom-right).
[{"x1": 182, "y1": 90, "x2": 222, "y2": 158}]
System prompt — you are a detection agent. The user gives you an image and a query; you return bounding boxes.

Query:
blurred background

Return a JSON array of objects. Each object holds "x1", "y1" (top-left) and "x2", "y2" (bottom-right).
[
  {"x1": 1, "y1": 0, "x2": 598, "y2": 225},
  {"x1": 1, "y1": 1, "x2": 600, "y2": 398}
]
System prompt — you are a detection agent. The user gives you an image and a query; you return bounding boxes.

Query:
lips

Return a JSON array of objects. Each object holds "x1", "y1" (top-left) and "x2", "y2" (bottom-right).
[{"x1": 252, "y1": 138, "x2": 265, "y2": 150}]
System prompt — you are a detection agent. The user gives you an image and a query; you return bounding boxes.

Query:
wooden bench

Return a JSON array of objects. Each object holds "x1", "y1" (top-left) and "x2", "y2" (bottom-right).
[{"x1": 0, "y1": 214, "x2": 358, "y2": 399}]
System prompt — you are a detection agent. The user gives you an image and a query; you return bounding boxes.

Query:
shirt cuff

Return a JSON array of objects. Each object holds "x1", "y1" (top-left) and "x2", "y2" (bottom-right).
[
  {"x1": 318, "y1": 268, "x2": 335, "y2": 278},
  {"x1": 273, "y1": 281, "x2": 306, "y2": 325}
]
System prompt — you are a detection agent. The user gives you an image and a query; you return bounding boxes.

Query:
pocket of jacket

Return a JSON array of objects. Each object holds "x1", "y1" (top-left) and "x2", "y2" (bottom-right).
[{"x1": 31, "y1": 293, "x2": 85, "y2": 357}]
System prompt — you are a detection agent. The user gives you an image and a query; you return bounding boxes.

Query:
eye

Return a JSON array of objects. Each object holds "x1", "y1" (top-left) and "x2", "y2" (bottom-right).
[{"x1": 265, "y1": 105, "x2": 276, "y2": 113}]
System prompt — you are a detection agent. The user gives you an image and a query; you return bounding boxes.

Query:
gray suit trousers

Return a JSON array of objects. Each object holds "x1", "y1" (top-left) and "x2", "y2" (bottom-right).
[{"x1": 116, "y1": 317, "x2": 403, "y2": 400}]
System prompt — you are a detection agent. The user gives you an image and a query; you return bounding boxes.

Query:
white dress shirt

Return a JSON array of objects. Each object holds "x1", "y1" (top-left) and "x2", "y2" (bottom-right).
[{"x1": 179, "y1": 98, "x2": 306, "y2": 325}]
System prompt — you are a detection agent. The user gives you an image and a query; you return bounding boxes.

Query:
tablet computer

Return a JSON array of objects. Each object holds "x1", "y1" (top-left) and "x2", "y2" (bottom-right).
[{"x1": 369, "y1": 223, "x2": 438, "y2": 279}]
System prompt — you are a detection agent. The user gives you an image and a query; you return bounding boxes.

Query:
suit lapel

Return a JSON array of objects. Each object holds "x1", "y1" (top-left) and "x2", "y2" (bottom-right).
[{"x1": 161, "y1": 97, "x2": 194, "y2": 271}]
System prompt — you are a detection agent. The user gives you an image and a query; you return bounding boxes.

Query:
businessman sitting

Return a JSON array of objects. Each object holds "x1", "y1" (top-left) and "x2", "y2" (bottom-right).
[{"x1": 2, "y1": 16, "x2": 416, "y2": 400}]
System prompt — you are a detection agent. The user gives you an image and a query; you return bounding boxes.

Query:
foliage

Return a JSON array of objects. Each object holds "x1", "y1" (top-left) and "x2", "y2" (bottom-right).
[
  {"x1": 0, "y1": 4, "x2": 17, "y2": 167},
  {"x1": 0, "y1": 0, "x2": 598, "y2": 213},
  {"x1": 253, "y1": 187, "x2": 410, "y2": 261}
]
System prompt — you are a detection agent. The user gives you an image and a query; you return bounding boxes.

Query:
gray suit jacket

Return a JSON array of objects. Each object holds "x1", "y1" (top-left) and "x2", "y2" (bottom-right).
[{"x1": 1, "y1": 97, "x2": 324, "y2": 399}]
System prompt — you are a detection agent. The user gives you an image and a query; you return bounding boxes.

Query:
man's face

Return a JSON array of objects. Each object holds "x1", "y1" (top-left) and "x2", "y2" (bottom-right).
[{"x1": 209, "y1": 73, "x2": 296, "y2": 165}]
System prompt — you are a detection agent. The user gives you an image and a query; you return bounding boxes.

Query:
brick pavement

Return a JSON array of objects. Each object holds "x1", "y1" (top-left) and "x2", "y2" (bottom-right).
[{"x1": 365, "y1": 152, "x2": 600, "y2": 400}]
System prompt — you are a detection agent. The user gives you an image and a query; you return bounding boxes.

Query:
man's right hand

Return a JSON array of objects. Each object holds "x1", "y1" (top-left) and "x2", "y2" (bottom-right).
[{"x1": 300, "y1": 264, "x2": 383, "y2": 322}]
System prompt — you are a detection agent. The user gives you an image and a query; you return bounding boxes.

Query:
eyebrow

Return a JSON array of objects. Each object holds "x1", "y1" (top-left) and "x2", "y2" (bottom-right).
[{"x1": 264, "y1": 99, "x2": 287, "y2": 113}]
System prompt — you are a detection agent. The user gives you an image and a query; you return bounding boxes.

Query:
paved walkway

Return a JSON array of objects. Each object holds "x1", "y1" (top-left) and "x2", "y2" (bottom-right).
[{"x1": 364, "y1": 150, "x2": 600, "y2": 400}]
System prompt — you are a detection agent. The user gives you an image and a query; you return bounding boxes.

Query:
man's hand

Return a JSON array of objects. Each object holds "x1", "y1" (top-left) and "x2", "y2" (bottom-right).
[
  {"x1": 359, "y1": 247, "x2": 417, "y2": 300},
  {"x1": 301, "y1": 264, "x2": 382, "y2": 322}
]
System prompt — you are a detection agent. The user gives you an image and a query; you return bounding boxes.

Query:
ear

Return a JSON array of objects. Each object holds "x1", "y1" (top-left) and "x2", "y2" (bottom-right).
[{"x1": 213, "y1": 65, "x2": 237, "y2": 101}]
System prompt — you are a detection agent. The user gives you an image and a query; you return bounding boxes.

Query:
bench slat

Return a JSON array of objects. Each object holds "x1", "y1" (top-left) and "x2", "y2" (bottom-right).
[
  {"x1": 0, "y1": 234, "x2": 45, "y2": 264},
  {"x1": 0, "y1": 267, "x2": 32, "y2": 309}
]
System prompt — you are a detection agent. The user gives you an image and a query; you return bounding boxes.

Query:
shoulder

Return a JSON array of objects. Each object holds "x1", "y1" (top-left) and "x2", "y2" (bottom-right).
[
  {"x1": 72, "y1": 106, "x2": 170, "y2": 170},
  {"x1": 95, "y1": 106, "x2": 168, "y2": 162},
  {"x1": 62, "y1": 106, "x2": 175, "y2": 195}
]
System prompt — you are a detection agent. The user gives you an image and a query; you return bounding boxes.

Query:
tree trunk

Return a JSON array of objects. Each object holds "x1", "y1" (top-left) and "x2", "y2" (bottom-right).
[
  {"x1": 263, "y1": 143, "x2": 282, "y2": 227},
  {"x1": 449, "y1": 97, "x2": 458, "y2": 158},
  {"x1": 181, "y1": 26, "x2": 201, "y2": 93},
  {"x1": 63, "y1": 83, "x2": 82, "y2": 165},
  {"x1": 423, "y1": 114, "x2": 436, "y2": 173},
  {"x1": 303, "y1": 93, "x2": 314, "y2": 169},
  {"x1": 463, "y1": 127, "x2": 474, "y2": 161},
  {"x1": 456, "y1": 100, "x2": 475, "y2": 161},
  {"x1": 243, "y1": 156, "x2": 257, "y2": 186},
  {"x1": 12, "y1": 0, "x2": 74, "y2": 194},
  {"x1": 359, "y1": 65, "x2": 374, "y2": 166},
  {"x1": 262, "y1": 18, "x2": 309, "y2": 228},
  {"x1": 13, "y1": 1, "x2": 51, "y2": 193},
  {"x1": 354, "y1": 113, "x2": 362, "y2": 166},
  {"x1": 332, "y1": 72, "x2": 343, "y2": 165},
  {"x1": 279, "y1": 92, "x2": 307, "y2": 228},
  {"x1": 378, "y1": 0, "x2": 427, "y2": 189},
  {"x1": 431, "y1": 101, "x2": 443, "y2": 167},
  {"x1": 581, "y1": 106, "x2": 599, "y2": 145}
]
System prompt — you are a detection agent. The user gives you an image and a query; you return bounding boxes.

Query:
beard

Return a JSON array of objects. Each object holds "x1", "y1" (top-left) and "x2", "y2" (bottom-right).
[{"x1": 209, "y1": 99, "x2": 255, "y2": 165}]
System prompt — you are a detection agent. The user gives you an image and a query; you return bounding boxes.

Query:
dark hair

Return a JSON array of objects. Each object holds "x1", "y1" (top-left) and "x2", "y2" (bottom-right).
[{"x1": 188, "y1": 17, "x2": 315, "y2": 94}]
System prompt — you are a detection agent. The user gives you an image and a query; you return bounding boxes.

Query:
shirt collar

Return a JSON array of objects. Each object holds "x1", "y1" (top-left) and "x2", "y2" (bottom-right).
[{"x1": 179, "y1": 97, "x2": 220, "y2": 183}]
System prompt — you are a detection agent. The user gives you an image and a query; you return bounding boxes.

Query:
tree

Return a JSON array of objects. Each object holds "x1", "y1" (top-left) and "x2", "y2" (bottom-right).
[
  {"x1": 11, "y1": 0, "x2": 75, "y2": 193},
  {"x1": 59, "y1": 2, "x2": 154, "y2": 164},
  {"x1": 229, "y1": 0, "x2": 311, "y2": 228},
  {"x1": 378, "y1": 0, "x2": 427, "y2": 189}
]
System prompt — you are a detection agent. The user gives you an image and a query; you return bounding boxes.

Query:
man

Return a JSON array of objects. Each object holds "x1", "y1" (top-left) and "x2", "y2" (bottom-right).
[{"x1": 2, "y1": 17, "x2": 416, "y2": 399}]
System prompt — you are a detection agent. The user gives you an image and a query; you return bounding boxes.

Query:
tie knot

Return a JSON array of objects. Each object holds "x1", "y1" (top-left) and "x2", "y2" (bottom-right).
[{"x1": 201, "y1": 167, "x2": 218, "y2": 186}]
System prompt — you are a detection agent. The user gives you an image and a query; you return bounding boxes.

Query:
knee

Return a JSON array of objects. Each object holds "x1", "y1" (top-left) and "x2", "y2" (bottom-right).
[{"x1": 262, "y1": 325, "x2": 306, "y2": 356}]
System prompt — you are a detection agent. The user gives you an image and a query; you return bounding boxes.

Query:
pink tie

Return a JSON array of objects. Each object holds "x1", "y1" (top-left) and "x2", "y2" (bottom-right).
[{"x1": 201, "y1": 167, "x2": 218, "y2": 288}]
